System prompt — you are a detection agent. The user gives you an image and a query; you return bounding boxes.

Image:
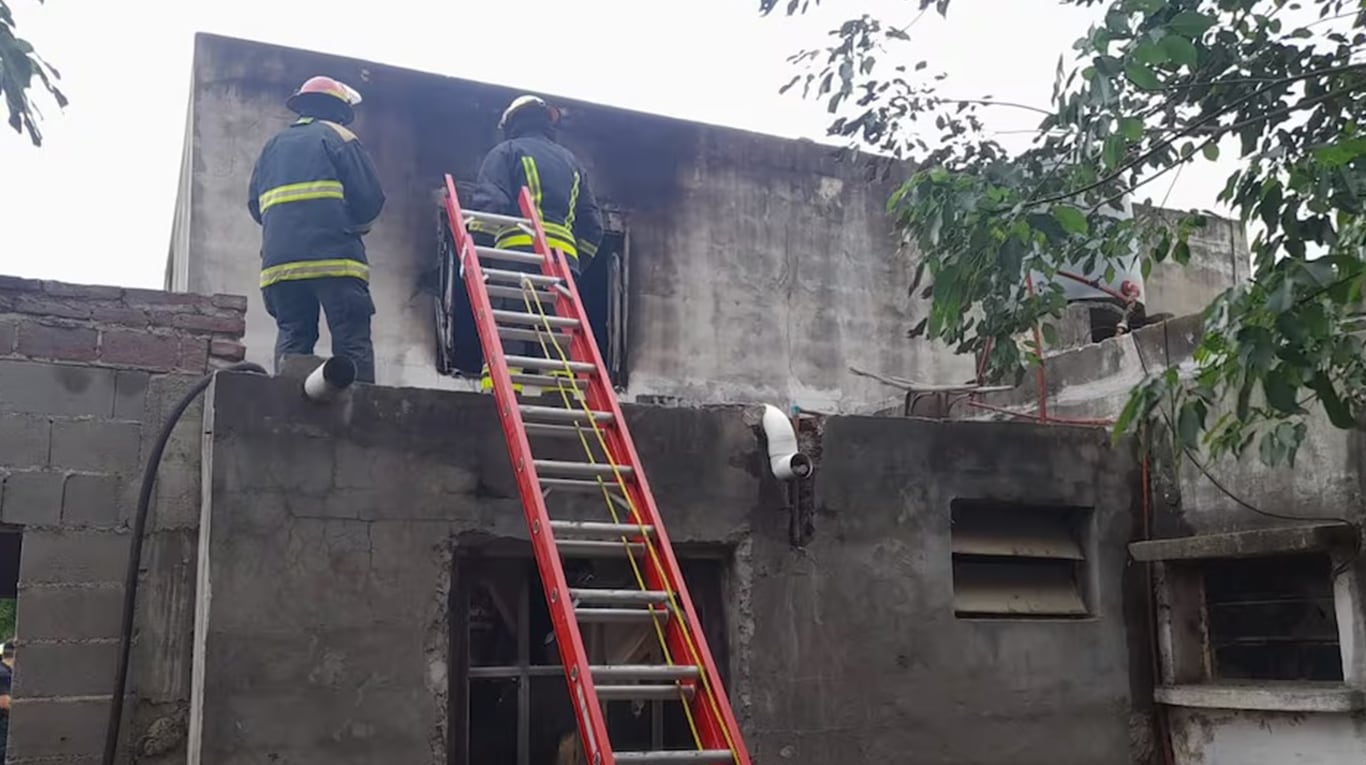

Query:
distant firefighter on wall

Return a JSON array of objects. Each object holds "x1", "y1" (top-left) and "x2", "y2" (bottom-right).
[{"x1": 248, "y1": 75, "x2": 387, "y2": 383}]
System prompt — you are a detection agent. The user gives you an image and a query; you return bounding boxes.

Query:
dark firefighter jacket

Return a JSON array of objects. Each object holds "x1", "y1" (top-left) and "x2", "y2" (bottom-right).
[
  {"x1": 248, "y1": 118, "x2": 386, "y2": 288},
  {"x1": 470, "y1": 130, "x2": 603, "y2": 265}
]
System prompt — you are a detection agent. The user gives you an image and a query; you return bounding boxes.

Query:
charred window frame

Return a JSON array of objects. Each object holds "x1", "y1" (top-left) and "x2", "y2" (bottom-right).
[
  {"x1": 950, "y1": 499, "x2": 1097, "y2": 620},
  {"x1": 448, "y1": 551, "x2": 728, "y2": 765},
  {"x1": 1158, "y1": 552, "x2": 1345, "y2": 684},
  {"x1": 1204, "y1": 553, "x2": 1342, "y2": 682},
  {"x1": 433, "y1": 185, "x2": 630, "y2": 388}
]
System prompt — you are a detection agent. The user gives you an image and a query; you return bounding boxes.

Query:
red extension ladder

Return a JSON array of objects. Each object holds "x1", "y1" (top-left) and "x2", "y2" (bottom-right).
[{"x1": 441, "y1": 174, "x2": 751, "y2": 765}]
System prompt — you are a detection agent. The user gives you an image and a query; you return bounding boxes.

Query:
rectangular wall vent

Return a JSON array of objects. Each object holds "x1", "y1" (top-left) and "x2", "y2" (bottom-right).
[{"x1": 951, "y1": 499, "x2": 1093, "y2": 619}]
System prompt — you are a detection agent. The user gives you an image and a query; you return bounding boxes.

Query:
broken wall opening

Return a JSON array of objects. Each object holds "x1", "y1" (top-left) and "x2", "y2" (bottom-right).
[{"x1": 449, "y1": 550, "x2": 728, "y2": 765}]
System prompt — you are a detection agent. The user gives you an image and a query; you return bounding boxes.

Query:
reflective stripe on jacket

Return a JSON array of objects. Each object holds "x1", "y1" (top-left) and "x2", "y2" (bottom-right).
[
  {"x1": 470, "y1": 132, "x2": 603, "y2": 262},
  {"x1": 248, "y1": 118, "x2": 386, "y2": 288}
]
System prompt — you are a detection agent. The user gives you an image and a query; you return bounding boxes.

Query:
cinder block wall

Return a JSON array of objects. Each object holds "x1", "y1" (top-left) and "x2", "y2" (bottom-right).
[{"x1": 0, "y1": 276, "x2": 248, "y2": 764}]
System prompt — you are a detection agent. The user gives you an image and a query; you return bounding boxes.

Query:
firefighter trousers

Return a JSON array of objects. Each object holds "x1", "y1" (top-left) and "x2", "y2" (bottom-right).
[{"x1": 262, "y1": 276, "x2": 376, "y2": 383}]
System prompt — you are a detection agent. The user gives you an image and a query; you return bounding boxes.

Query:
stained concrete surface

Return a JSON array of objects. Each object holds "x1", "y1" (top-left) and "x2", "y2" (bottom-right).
[
  {"x1": 169, "y1": 33, "x2": 954, "y2": 410},
  {"x1": 191, "y1": 371, "x2": 1146, "y2": 765}
]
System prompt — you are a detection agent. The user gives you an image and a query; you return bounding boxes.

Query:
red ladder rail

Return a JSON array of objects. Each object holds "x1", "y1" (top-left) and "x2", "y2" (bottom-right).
[{"x1": 442, "y1": 174, "x2": 751, "y2": 765}]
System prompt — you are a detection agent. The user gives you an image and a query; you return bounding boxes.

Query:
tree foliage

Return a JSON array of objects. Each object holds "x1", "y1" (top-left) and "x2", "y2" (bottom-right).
[
  {"x1": 765, "y1": 0, "x2": 1366, "y2": 466},
  {"x1": 0, "y1": 0, "x2": 65, "y2": 146},
  {"x1": 0, "y1": 599, "x2": 13, "y2": 643}
]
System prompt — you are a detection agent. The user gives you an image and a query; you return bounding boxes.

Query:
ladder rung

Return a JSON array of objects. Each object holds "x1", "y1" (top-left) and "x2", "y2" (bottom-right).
[
  {"x1": 596, "y1": 684, "x2": 695, "y2": 701},
  {"x1": 512, "y1": 374, "x2": 587, "y2": 391},
  {"x1": 483, "y1": 267, "x2": 563, "y2": 287},
  {"x1": 616, "y1": 752, "x2": 735, "y2": 764},
  {"x1": 486, "y1": 284, "x2": 556, "y2": 303},
  {"x1": 559, "y1": 540, "x2": 644, "y2": 557},
  {"x1": 519, "y1": 405, "x2": 613, "y2": 425},
  {"x1": 475, "y1": 245, "x2": 544, "y2": 266},
  {"x1": 494, "y1": 310, "x2": 579, "y2": 328},
  {"x1": 591, "y1": 665, "x2": 699, "y2": 682},
  {"x1": 524, "y1": 422, "x2": 589, "y2": 439},
  {"x1": 550, "y1": 520, "x2": 654, "y2": 538},
  {"x1": 506, "y1": 355, "x2": 595, "y2": 374},
  {"x1": 539, "y1": 478, "x2": 624, "y2": 494},
  {"x1": 535, "y1": 460, "x2": 634, "y2": 479},
  {"x1": 498, "y1": 326, "x2": 573, "y2": 344},
  {"x1": 464, "y1": 210, "x2": 531, "y2": 227},
  {"x1": 575, "y1": 606, "x2": 669, "y2": 623},
  {"x1": 569, "y1": 588, "x2": 670, "y2": 605}
]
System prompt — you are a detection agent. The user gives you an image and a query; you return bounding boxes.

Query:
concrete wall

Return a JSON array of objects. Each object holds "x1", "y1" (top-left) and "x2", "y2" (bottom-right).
[
  {"x1": 1168, "y1": 708, "x2": 1366, "y2": 765},
  {"x1": 0, "y1": 276, "x2": 247, "y2": 764},
  {"x1": 168, "y1": 32, "x2": 961, "y2": 412},
  {"x1": 975, "y1": 314, "x2": 1366, "y2": 764},
  {"x1": 192, "y1": 370, "x2": 1148, "y2": 765},
  {"x1": 1138, "y1": 205, "x2": 1251, "y2": 321}
]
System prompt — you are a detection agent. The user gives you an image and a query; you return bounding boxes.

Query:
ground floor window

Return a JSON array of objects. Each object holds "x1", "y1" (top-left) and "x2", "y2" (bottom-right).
[{"x1": 448, "y1": 553, "x2": 727, "y2": 765}]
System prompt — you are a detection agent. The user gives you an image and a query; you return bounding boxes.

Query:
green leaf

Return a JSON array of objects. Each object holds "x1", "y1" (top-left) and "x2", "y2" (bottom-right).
[
  {"x1": 1262, "y1": 365, "x2": 1301, "y2": 414},
  {"x1": 1125, "y1": 61, "x2": 1161, "y2": 90},
  {"x1": 1041, "y1": 322, "x2": 1059, "y2": 347},
  {"x1": 1119, "y1": 117, "x2": 1143, "y2": 141},
  {"x1": 1159, "y1": 36, "x2": 1198, "y2": 67},
  {"x1": 1052, "y1": 205, "x2": 1089, "y2": 235},
  {"x1": 1133, "y1": 41, "x2": 1170, "y2": 66},
  {"x1": 1201, "y1": 143, "x2": 1219, "y2": 161},
  {"x1": 1177, "y1": 401, "x2": 1203, "y2": 448},
  {"x1": 1172, "y1": 241, "x2": 1191, "y2": 265},
  {"x1": 1314, "y1": 137, "x2": 1366, "y2": 168},
  {"x1": 1259, "y1": 430, "x2": 1281, "y2": 466},
  {"x1": 1168, "y1": 12, "x2": 1216, "y2": 37},
  {"x1": 1103, "y1": 134, "x2": 1126, "y2": 168},
  {"x1": 1310, "y1": 371, "x2": 1356, "y2": 429}
]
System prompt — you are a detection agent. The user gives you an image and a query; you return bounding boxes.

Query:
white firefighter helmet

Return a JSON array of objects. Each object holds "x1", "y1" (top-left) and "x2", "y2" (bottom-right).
[{"x1": 499, "y1": 94, "x2": 561, "y2": 131}]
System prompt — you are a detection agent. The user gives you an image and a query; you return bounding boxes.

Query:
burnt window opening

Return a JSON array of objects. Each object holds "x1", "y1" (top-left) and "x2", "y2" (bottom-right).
[
  {"x1": 950, "y1": 499, "x2": 1095, "y2": 620},
  {"x1": 1203, "y1": 553, "x2": 1342, "y2": 682},
  {"x1": 433, "y1": 199, "x2": 629, "y2": 388},
  {"x1": 449, "y1": 554, "x2": 728, "y2": 765}
]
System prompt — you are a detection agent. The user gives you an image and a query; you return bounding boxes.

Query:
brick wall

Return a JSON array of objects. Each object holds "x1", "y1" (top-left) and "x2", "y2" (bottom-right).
[
  {"x1": 0, "y1": 276, "x2": 247, "y2": 373},
  {"x1": 0, "y1": 276, "x2": 248, "y2": 764}
]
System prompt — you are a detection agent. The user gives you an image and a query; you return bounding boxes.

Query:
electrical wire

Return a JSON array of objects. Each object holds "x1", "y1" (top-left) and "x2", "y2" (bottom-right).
[
  {"x1": 102, "y1": 362, "x2": 267, "y2": 765},
  {"x1": 1129, "y1": 325, "x2": 1360, "y2": 574}
]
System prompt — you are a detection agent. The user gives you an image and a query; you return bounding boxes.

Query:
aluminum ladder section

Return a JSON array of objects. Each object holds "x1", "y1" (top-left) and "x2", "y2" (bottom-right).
[{"x1": 441, "y1": 174, "x2": 750, "y2": 765}]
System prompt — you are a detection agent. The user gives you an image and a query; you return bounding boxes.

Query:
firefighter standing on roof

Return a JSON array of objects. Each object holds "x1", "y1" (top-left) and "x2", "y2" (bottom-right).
[
  {"x1": 471, "y1": 95, "x2": 603, "y2": 392},
  {"x1": 248, "y1": 76, "x2": 386, "y2": 383}
]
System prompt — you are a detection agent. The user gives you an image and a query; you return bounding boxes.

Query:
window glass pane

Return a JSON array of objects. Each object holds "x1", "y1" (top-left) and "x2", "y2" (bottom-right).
[{"x1": 469, "y1": 678, "x2": 519, "y2": 762}]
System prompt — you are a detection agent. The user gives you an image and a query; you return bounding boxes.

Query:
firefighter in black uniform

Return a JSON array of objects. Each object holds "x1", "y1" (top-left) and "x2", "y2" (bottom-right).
[
  {"x1": 471, "y1": 94, "x2": 604, "y2": 393},
  {"x1": 248, "y1": 76, "x2": 386, "y2": 383}
]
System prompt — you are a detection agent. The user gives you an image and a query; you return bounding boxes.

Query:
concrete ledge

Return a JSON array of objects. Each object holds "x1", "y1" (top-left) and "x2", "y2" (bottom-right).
[
  {"x1": 1129, "y1": 522, "x2": 1357, "y2": 562},
  {"x1": 1156, "y1": 682, "x2": 1365, "y2": 712}
]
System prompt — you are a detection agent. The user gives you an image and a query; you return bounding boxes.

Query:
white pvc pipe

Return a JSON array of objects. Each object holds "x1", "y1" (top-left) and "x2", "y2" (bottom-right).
[
  {"x1": 762, "y1": 404, "x2": 814, "y2": 481},
  {"x1": 303, "y1": 357, "x2": 357, "y2": 403}
]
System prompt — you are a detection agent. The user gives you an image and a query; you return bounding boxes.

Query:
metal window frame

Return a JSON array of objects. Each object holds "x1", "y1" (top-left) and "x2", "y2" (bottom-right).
[{"x1": 451, "y1": 554, "x2": 671, "y2": 765}]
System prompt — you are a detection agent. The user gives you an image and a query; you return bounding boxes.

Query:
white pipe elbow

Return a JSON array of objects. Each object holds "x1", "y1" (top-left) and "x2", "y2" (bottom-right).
[
  {"x1": 761, "y1": 404, "x2": 813, "y2": 481},
  {"x1": 303, "y1": 357, "x2": 357, "y2": 403}
]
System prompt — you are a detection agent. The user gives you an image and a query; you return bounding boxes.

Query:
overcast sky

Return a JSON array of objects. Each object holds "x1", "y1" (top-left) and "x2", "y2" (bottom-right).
[{"x1": 0, "y1": 0, "x2": 1240, "y2": 289}]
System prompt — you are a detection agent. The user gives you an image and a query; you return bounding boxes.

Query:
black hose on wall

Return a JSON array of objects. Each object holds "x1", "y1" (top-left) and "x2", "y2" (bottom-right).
[{"x1": 102, "y1": 362, "x2": 266, "y2": 765}]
